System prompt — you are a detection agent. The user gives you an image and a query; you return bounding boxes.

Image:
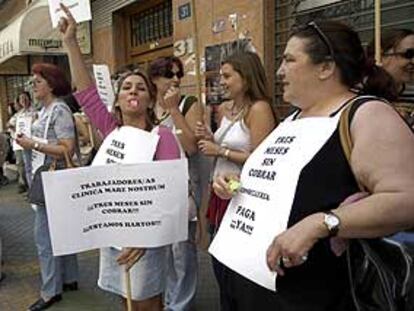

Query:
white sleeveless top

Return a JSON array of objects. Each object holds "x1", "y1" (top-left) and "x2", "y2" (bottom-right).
[{"x1": 213, "y1": 116, "x2": 251, "y2": 177}]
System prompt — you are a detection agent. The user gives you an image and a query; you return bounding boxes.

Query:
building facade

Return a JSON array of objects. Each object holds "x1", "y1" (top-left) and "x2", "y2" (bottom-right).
[{"x1": 0, "y1": 0, "x2": 413, "y2": 129}]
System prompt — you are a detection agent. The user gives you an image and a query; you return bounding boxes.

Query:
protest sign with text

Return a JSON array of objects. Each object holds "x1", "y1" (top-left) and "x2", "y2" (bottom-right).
[
  {"x1": 92, "y1": 126, "x2": 159, "y2": 166},
  {"x1": 93, "y1": 64, "x2": 115, "y2": 112},
  {"x1": 48, "y1": 0, "x2": 92, "y2": 28},
  {"x1": 209, "y1": 115, "x2": 341, "y2": 291},
  {"x1": 42, "y1": 159, "x2": 189, "y2": 256},
  {"x1": 12, "y1": 116, "x2": 32, "y2": 151}
]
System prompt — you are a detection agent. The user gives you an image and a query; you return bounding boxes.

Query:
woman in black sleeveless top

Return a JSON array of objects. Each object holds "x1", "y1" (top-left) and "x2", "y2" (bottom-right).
[{"x1": 213, "y1": 21, "x2": 414, "y2": 310}]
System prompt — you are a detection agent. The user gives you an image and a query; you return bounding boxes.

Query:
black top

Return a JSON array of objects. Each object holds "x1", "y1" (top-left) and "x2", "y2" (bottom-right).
[{"x1": 226, "y1": 100, "x2": 378, "y2": 311}]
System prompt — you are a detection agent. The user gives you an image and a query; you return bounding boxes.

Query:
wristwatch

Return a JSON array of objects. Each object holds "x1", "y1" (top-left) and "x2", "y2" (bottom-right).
[
  {"x1": 33, "y1": 142, "x2": 40, "y2": 151},
  {"x1": 323, "y1": 211, "x2": 341, "y2": 237}
]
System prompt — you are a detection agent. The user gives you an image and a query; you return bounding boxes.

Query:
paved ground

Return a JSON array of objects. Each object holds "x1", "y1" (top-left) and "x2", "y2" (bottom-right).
[{"x1": 0, "y1": 180, "x2": 219, "y2": 311}]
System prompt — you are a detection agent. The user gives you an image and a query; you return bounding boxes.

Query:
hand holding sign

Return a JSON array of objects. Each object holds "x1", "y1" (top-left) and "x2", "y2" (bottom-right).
[
  {"x1": 117, "y1": 248, "x2": 146, "y2": 271},
  {"x1": 212, "y1": 174, "x2": 241, "y2": 200},
  {"x1": 48, "y1": 0, "x2": 92, "y2": 28},
  {"x1": 58, "y1": 3, "x2": 78, "y2": 46}
]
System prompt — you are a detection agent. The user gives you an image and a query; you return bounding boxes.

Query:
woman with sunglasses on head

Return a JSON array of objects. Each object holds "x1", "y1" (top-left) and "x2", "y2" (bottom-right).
[
  {"x1": 148, "y1": 57, "x2": 204, "y2": 311},
  {"x1": 197, "y1": 50, "x2": 277, "y2": 310},
  {"x1": 59, "y1": 5, "x2": 180, "y2": 311},
  {"x1": 213, "y1": 20, "x2": 414, "y2": 310}
]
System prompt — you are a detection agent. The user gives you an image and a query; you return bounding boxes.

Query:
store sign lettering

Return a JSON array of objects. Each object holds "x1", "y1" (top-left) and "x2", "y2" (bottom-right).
[
  {"x1": 28, "y1": 38, "x2": 62, "y2": 49},
  {"x1": 0, "y1": 40, "x2": 14, "y2": 59}
]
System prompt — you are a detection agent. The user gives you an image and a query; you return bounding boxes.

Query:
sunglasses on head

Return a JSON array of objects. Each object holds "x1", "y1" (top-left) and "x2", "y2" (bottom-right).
[
  {"x1": 384, "y1": 48, "x2": 414, "y2": 60},
  {"x1": 163, "y1": 70, "x2": 184, "y2": 79},
  {"x1": 306, "y1": 21, "x2": 335, "y2": 61}
]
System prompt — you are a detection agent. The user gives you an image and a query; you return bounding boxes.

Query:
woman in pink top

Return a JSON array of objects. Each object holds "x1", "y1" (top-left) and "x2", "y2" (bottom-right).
[{"x1": 59, "y1": 5, "x2": 179, "y2": 310}]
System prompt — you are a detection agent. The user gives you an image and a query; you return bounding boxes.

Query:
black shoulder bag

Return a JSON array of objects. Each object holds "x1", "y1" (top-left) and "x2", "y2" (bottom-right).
[{"x1": 339, "y1": 98, "x2": 414, "y2": 311}]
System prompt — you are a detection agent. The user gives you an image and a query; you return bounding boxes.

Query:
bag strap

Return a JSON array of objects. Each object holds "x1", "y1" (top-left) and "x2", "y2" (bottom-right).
[
  {"x1": 179, "y1": 95, "x2": 197, "y2": 117},
  {"x1": 338, "y1": 96, "x2": 380, "y2": 191},
  {"x1": 42, "y1": 103, "x2": 58, "y2": 140},
  {"x1": 340, "y1": 96, "x2": 402, "y2": 311},
  {"x1": 209, "y1": 108, "x2": 245, "y2": 183}
]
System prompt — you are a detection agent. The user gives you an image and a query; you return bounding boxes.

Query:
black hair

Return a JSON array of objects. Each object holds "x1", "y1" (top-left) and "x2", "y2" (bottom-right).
[{"x1": 291, "y1": 20, "x2": 398, "y2": 101}]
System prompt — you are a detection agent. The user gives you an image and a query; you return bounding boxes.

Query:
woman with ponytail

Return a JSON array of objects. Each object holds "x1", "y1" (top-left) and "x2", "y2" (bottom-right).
[{"x1": 212, "y1": 20, "x2": 414, "y2": 310}]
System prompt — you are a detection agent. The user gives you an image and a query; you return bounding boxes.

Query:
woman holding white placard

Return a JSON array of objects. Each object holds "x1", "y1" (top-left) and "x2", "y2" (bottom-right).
[
  {"x1": 59, "y1": 4, "x2": 180, "y2": 311},
  {"x1": 197, "y1": 50, "x2": 277, "y2": 310}
]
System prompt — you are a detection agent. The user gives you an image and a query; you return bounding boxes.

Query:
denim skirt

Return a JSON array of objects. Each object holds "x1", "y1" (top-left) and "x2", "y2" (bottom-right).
[{"x1": 98, "y1": 246, "x2": 167, "y2": 300}]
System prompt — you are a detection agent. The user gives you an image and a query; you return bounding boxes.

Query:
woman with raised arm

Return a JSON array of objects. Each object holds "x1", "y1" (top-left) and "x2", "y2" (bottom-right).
[
  {"x1": 212, "y1": 20, "x2": 414, "y2": 310},
  {"x1": 59, "y1": 4, "x2": 180, "y2": 311}
]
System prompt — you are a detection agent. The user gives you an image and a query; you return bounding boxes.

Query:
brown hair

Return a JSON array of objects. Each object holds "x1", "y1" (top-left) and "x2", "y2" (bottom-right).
[
  {"x1": 148, "y1": 56, "x2": 184, "y2": 80},
  {"x1": 31, "y1": 63, "x2": 71, "y2": 97},
  {"x1": 367, "y1": 28, "x2": 414, "y2": 57},
  {"x1": 113, "y1": 70, "x2": 158, "y2": 129},
  {"x1": 222, "y1": 51, "x2": 271, "y2": 104},
  {"x1": 291, "y1": 20, "x2": 398, "y2": 101}
]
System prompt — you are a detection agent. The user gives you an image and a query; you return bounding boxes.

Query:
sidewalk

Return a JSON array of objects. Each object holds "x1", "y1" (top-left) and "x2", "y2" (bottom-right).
[{"x1": 0, "y1": 182, "x2": 219, "y2": 311}]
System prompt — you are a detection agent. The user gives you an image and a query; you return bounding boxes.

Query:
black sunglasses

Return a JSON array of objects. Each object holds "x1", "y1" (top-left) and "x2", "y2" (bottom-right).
[
  {"x1": 163, "y1": 70, "x2": 184, "y2": 79},
  {"x1": 307, "y1": 21, "x2": 335, "y2": 61},
  {"x1": 384, "y1": 48, "x2": 414, "y2": 60}
]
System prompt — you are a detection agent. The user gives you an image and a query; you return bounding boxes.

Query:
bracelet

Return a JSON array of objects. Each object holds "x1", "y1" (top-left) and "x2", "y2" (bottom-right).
[
  {"x1": 224, "y1": 148, "x2": 230, "y2": 159},
  {"x1": 218, "y1": 147, "x2": 226, "y2": 158}
]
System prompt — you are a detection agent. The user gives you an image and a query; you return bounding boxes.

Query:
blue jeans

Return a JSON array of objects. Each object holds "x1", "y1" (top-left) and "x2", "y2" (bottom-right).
[
  {"x1": 23, "y1": 150, "x2": 32, "y2": 187},
  {"x1": 165, "y1": 221, "x2": 198, "y2": 311},
  {"x1": 34, "y1": 205, "x2": 78, "y2": 299}
]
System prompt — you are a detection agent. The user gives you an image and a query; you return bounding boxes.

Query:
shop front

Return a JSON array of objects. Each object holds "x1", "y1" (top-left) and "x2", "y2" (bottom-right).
[{"x1": 0, "y1": 0, "x2": 92, "y2": 130}]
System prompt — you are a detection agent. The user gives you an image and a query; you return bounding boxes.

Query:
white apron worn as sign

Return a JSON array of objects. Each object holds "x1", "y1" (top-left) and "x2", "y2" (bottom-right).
[
  {"x1": 209, "y1": 112, "x2": 342, "y2": 291},
  {"x1": 92, "y1": 126, "x2": 160, "y2": 166}
]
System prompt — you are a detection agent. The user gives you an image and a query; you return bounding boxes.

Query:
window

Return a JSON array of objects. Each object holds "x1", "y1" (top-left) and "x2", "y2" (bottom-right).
[{"x1": 130, "y1": 0, "x2": 172, "y2": 47}]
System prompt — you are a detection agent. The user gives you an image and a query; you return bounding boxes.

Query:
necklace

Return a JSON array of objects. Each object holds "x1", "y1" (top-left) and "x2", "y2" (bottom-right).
[
  {"x1": 228, "y1": 102, "x2": 239, "y2": 115},
  {"x1": 228, "y1": 101, "x2": 245, "y2": 119},
  {"x1": 155, "y1": 105, "x2": 170, "y2": 122}
]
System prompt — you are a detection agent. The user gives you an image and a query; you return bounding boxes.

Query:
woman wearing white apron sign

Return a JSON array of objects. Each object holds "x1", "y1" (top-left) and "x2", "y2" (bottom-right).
[
  {"x1": 197, "y1": 51, "x2": 277, "y2": 310},
  {"x1": 16, "y1": 63, "x2": 79, "y2": 311},
  {"x1": 59, "y1": 5, "x2": 180, "y2": 310},
  {"x1": 212, "y1": 21, "x2": 414, "y2": 310}
]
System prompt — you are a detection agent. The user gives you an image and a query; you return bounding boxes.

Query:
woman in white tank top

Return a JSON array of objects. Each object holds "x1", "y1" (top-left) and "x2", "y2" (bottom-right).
[{"x1": 196, "y1": 51, "x2": 277, "y2": 311}]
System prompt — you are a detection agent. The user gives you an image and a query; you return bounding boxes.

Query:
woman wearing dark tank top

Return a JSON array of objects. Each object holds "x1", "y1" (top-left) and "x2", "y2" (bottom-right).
[{"x1": 213, "y1": 21, "x2": 414, "y2": 310}]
